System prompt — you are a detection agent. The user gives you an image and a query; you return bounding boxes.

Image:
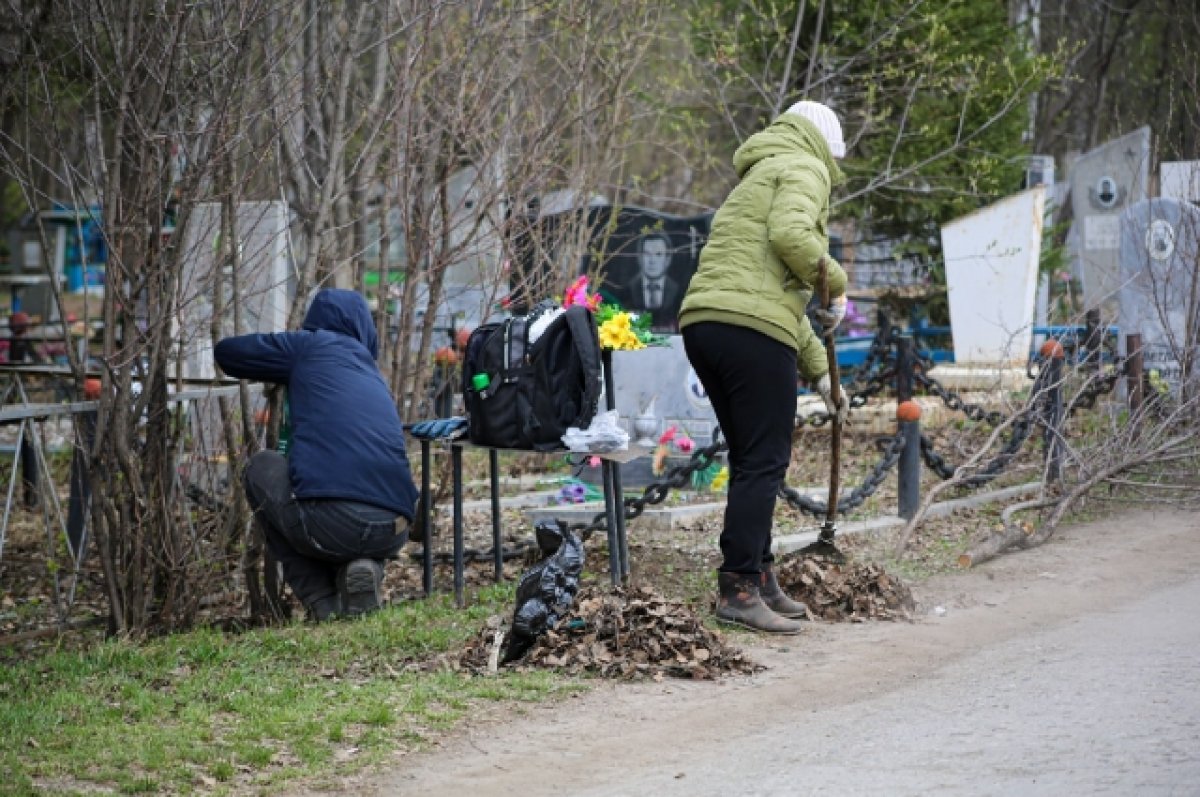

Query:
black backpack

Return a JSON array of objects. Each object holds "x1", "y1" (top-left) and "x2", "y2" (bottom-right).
[{"x1": 462, "y1": 302, "x2": 603, "y2": 451}]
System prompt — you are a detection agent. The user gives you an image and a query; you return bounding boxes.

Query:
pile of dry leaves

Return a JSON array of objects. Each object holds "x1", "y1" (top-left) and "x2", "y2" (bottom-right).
[
  {"x1": 775, "y1": 554, "x2": 915, "y2": 621},
  {"x1": 453, "y1": 585, "x2": 760, "y2": 681}
]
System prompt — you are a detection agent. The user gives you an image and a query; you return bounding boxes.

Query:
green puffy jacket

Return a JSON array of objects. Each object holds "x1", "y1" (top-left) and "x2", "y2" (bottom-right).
[{"x1": 679, "y1": 113, "x2": 848, "y2": 380}]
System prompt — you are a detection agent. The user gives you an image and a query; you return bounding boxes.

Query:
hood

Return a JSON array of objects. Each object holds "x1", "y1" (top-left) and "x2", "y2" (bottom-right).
[
  {"x1": 302, "y1": 289, "x2": 379, "y2": 358},
  {"x1": 733, "y1": 114, "x2": 846, "y2": 185}
]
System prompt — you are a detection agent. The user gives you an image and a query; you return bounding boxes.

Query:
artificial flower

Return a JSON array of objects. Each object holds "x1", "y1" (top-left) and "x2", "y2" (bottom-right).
[
  {"x1": 651, "y1": 444, "x2": 668, "y2": 476},
  {"x1": 711, "y1": 466, "x2": 729, "y2": 491},
  {"x1": 587, "y1": 455, "x2": 601, "y2": 468},
  {"x1": 658, "y1": 425, "x2": 678, "y2": 445},
  {"x1": 598, "y1": 311, "x2": 645, "y2": 351},
  {"x1": 563, "y1": 275, "x2": 602, "y2": 311},
  {"x1": 675, "y1": 435, "x2": 694, "y2": 454}
]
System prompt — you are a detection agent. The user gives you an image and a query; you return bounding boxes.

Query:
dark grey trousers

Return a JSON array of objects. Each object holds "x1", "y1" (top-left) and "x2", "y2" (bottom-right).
[{"x1": 242, "y1": 450, "x2": 408, "y2": 606}]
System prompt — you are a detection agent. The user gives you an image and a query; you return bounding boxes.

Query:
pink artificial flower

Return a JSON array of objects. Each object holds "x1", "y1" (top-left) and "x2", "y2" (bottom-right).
[
  {"x1": 658, "y1": 425, "x2": 678, "y2": 445},
  {"x1": 587, "y1": 455, "x2": 601, "y2": 468},
  {"x1": 563, "y1": 275, "x2": 590, "y2": 308},
  {"x1": 675, "y1": 435, "x2": 694, "y2": 454}
]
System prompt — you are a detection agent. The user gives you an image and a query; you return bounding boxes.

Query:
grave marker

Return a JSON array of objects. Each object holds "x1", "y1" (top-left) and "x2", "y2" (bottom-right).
[
  {"x1": 940, "y1": 186, "x2": 1045, "y2": 364},
  {"x1": 1119, "y1": 198, "x2": 1200, "y2": 394}
]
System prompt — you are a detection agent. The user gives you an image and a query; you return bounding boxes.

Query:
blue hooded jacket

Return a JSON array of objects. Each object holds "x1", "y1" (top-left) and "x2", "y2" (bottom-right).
[{"x1": 215, "y1": 289, "x2": 417, "y2": 519}]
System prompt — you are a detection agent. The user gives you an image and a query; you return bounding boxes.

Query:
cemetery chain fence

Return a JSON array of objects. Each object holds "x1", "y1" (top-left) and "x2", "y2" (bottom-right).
[{"x1": 416, "y1": 319, "x2": 1131, "y2": 567}]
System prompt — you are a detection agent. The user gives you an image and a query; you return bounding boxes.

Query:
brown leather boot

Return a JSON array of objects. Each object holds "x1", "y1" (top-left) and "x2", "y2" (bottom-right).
[
  {"x1": 759, "y1": 566, "x2": 809, "y2": 620},
  {"x1": 715, "y1": 572, "x2": 803, "y2": 635}
]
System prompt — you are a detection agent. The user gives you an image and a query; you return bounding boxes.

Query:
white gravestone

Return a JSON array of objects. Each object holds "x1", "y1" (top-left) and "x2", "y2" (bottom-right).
[
  {"x1": 1069, "y1": 128, "x2": 1152, "y2": 310},
  {"x1": 176, "y1": 202, "x2": 290, "y2": 488},
  {"x1": 941, "y1": 186, "x2": 1046, "y2": 364},
  {"x1": 1160, "y1": 161, "x2": 1200, "y2": 204},
  {"x1": 611, "y1": 335, "x2": 717, "y2": 444},
  {"x1": 1119, "y1": 198, "x2": 1200, "y2": 394},
  {"x1": 177, "y1": 201, "x2": 290, "y2": 379}
]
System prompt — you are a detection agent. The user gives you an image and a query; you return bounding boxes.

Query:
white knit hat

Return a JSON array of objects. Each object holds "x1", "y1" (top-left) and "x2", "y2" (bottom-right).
[{"x1": 785, "y1": 100, "x2": 845, "y2": 159}]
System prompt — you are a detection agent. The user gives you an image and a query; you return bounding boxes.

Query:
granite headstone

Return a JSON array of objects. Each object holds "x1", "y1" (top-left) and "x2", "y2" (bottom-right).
[
  {"x1": 1119, "y1": 198, "x2": 1200, "y2": 394},
  {"x1": 1069, "y1": 127, "x2": 1152, "y2": 311}
]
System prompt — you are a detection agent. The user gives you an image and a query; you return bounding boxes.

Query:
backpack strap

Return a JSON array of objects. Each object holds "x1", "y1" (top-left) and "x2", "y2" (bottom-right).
[{"x1": 561, "y1": 305, "x2": 603, "y2": 426}]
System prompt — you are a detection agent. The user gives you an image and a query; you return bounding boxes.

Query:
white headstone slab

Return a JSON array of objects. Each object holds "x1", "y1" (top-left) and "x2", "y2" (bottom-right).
[
  {"x1": 1068, "y1": 127, "x2": 1152, "y2": 308},
  {"x1": 1160, "y1": 161, "x2": 1200, "y2": 204},
  {"x1": 610, "y1": 335, "x2": 717, "y2": 444},
  {"x1": 1119, "y1": 198, "x2": 1200, "y2": 393},
  {"x1": 177, "y1": 201, "x2": 290, "y2": 379},
  {"x1": 941, "y1": 186, "x2": 1045, "y2": 364}
]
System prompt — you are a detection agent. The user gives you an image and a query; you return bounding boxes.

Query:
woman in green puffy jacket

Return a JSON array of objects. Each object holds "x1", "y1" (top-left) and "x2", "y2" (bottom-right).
[{"x1": 679, "y1": 100, "x2": 851, "y2": 634}]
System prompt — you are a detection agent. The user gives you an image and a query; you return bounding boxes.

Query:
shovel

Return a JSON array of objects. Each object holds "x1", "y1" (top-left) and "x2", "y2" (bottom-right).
[{"x1": 798, "y1": 257, "x2": 846, "y2": 563}]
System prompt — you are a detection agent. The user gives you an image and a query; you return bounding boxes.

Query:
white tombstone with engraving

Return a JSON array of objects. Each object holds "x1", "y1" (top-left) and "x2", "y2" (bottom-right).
[
  {"x1": 1068, "y1": 128, "x2": 1152, "y2": 310},
  {"x1": 940, "y1": 186, "x2": 1046, "y2": 364},
  {"x1": 1119, "y1": 198, "x2": 1200, "y2": 394}
]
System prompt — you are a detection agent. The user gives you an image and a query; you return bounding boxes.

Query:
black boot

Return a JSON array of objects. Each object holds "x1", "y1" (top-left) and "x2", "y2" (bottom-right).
[
  {"x1": 306, "y1": 594, "x2": 342, "y2": 623},
  {"x1": 759, "y1": 566, "x2": 809, "y2": 619},
  {"x1": 337, "y1": 559, "x2": 385, "y2": 617},
  {"x1": 715, "y1": 572, "x2": 803, "y2": 635}
]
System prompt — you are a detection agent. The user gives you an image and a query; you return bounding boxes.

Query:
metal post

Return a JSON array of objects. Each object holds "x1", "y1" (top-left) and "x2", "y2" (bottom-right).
[
  {"x1": 1126, "y1": 333, "x2": 1145, "y2": 414},
  {"x1": 1043, "y1": 351, "x2": 1064, "y2": 483},
  {"x1": 601, "y1": 348, "x2": 630, "y2": 580},
  {"x1": 489, "y1": 448, "x2": 503, "y2": 581},
  {"x1": 452, "y1": 444, "x2": 465, "y2": 608},
  {"x1": 421, "y1": 440, "x2": 433, "y2": 597},
  {"x1": 1083, "y1": 308, "x2": 1102, "y2": 368},
  {"x1": 601, "y1": 460, "x2": 621, "y2": 586},
  {"x1": 895, "y1": 335, "x2": 921, "y2": 519},
  {"x1": 65, "y1": 409, "x2": 97, "y2": 559}
]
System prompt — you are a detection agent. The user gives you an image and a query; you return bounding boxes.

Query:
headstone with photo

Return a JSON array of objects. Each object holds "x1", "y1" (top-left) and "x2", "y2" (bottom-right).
[
  {"x1": 940, "y1": 186, "x2": 1046, "y2": 364},
  {"x1": 1118, "y1": 198, "x2": 1200, "y2": 395},
  {"x1": 509, "y1": 203, "x2": 711, "y2": 334},
  {"x1": 1068, "y1": 127, "x2": 1152, "y2": 311},
  {"x1": 584, "y1": 208, "x2": 711, "y2": 333}
]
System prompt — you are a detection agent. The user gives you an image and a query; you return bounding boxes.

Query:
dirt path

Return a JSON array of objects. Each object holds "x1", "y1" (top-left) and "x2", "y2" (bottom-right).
[{"x1": 339, "y1": 509, "x2": 1200, "y2": 796}]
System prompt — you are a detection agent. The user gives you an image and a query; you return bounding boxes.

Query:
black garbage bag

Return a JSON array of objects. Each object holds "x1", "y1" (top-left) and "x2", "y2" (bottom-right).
[{"x1": 501, "y1": 519, "x2": 584, "y2": 663}]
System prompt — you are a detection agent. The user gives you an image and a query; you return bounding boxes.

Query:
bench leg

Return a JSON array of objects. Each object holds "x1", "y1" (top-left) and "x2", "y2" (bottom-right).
[
  {"x1": 610, "y1": 460, "x2": 630, "y2": 581},
  {"x1": 601, "y1": 460, "x2": 621, "y2": 586},
  {"x1": 421, "y1": 440, "x2": 433, "y2": 597},
  {"x1": 489, "y1": 449, "x2": 503, "y2": 581},
  {"x1": 452, "y1": 444, "x2": 464, "y2": 608}
]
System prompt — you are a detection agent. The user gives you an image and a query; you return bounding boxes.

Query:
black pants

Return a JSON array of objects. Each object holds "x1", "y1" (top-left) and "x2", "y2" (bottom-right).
[
  {"x1": 242, "y1": 451, "x2": 407, "y2": 606},
  {"x1": 683, "y1": 322, "x2": 798, "y2": 575}
]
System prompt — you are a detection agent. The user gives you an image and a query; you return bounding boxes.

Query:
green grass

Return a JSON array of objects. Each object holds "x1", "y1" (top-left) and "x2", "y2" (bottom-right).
[{"x1": 0, "y1": 584, "x2": 583, "y2": 796}]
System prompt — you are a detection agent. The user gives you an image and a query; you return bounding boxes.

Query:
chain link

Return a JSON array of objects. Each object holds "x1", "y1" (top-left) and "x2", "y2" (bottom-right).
[
  {"x1": 569, "y1": 437, "x2": 727, "y2": 541},
  {"x1": 1066, "y1": 359, "x2": 1126, "y2": 415},
  {"x1": 913, "y1": 369, "x2": 1007, "y2": 425},
  {"x1": 778, "y1": 431, "x2": 907, "y2": 517}
]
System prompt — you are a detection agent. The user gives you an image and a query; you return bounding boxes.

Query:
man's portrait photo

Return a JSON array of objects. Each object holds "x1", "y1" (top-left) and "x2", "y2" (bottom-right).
[{"x1": 624, "y1": 231, "x2": 683, "y2": 329}]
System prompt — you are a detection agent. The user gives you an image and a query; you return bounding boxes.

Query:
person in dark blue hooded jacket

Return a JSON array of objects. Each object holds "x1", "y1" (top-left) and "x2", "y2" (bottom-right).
[{"x1": 215, "y1": 288, "x2": 418, "y2": 621}]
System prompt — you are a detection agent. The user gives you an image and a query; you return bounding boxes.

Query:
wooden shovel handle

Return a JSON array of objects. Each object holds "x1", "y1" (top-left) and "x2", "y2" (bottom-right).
[{"x1": 819, "y1": 257, "x2": 841, "y2": 523}]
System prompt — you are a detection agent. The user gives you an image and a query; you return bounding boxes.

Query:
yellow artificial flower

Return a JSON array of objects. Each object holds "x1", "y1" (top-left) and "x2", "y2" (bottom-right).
[
  {"x1": 711, "y1": 466, "x2": 729, "y2": 491},
  {"x1": 598, "y1": 312, "x2": 645, "y2": 351}
]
